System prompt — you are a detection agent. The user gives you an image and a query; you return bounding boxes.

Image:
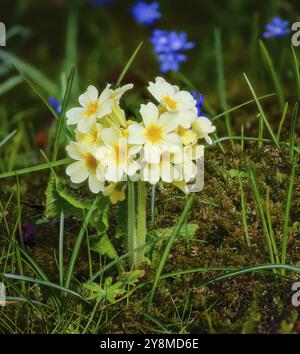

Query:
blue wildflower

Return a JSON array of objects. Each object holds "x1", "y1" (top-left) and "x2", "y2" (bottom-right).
[
  {"x1": 131, "y1": 1, "x2": 161, "y2": 26},
  {"x1": 151, "y1": 29, "x2": 195, "y2": 73},
  {"x1": 262, "y1": 17, "x2": 291, "y2": 38},
  {"x1": 48, "y1": 97, "x2": 62, "y2": 115},
  {"x1": 191, "y1": 91, "x2": 204, "y2": 116},
  {"x1": 157, "y1": 52, "x2": 187, "y2": 73},
  {"x1": 151, "y1": 29, "x2": 170, "y2": 52}
]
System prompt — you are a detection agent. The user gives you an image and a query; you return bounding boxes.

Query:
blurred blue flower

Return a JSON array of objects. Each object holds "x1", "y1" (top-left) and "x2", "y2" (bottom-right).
[
  {"x1": 151, "y1": 29, "x2": 170, "y2": 52},
  {"x1": 191, "y1": 91, "x2": 204, "y2": 116},
  {"x1": 48, "y1": 97, "x2": 62, "y2": 115},
  {"x1": 88, "y1": 0, "x2": 114, "y2": 5},
  {"x1": 131, "y1": 1, "x2": 161, "y2": 26},
  {"x1": 157, "y1": 52, "x2": 187, "y2": 73},
  {"x1": 262, "y1": 17, "x2": 291, "y2": 38},
  {"x1": 151, "y1": 29, "x2": 195, "y2": 53},
  {"x1": 151, "y1": 29, "x2": 195, "y2": 73}
]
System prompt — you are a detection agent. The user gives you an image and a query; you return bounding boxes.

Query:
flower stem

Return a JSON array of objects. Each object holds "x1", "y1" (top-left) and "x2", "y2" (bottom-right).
[
  {"x1": 128, "y1": 181, "x2": 137, "y2": 268},
  {"x1": 137, "y1": 182, "x2": 147, "y2": 267}
]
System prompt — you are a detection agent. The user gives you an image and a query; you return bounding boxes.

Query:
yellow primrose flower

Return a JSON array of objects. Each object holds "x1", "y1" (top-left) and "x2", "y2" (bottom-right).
[
  {"x1": 66, "y1": 141, "x2": 105, "y2": 194},
  {"x1": 128, "y1": 102, "x2": 181, "y2": 164},
  {"x1": 176, "y1": 125, "x2": 198, "y2": 145},
  {"x1": 66, "y1": 85, "x2": 112, "y2": 133},
  {"x1": 96, "y1": 127, "x2": 140, "y2": 182},
  {"x1": 109, "y1": 84, "x2": 133, "y2": 104},
  {"x1": 75, "y1": 122, "x2": 103, "y2": 147},
  {"x1": 192, "y1": 116, "x2": 216, "y2": 144},
  {"x1": 148, "y1": 77, "x2": 197, "y2": 114}
]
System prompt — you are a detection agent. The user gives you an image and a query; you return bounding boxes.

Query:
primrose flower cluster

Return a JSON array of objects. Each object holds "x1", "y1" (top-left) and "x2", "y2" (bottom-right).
[{"x1": 65, "y1": 77, "x2": 215, "y2": 203}]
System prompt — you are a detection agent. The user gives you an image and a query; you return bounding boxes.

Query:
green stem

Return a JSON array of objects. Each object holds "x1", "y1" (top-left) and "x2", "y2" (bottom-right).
[
  {"x1": 137, "y1": 182, "x2": 147, "y2": 267},
  {"x1": 128, "y1": 181, "x2": 137, "y2": 268}
]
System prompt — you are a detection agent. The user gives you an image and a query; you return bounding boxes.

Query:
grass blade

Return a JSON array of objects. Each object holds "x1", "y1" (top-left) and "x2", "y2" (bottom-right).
[
  {"x1": 200, "y1": 264, "x2": 300, "y2": 286},
  {"x1": 0, "y1": 130, "x2": 17, "y2": 149},
  {"x1": 59, "y1": 210, "x2": 65, "y2": 287},
  {"x1": 281, "y1": 155, "x2": 298, "y2": 273},
  {"x1": 0, "y1": 76, "x2": 22, "y2": 96},
  {"x1": 2, "y1": 273, "x2": 87, "y2": 302},
  {"x1": 13, "y1": 64, "x2": 59, "y2": 121},
  {"x1": 116, "y1": 41, "x2": 143, "y2": 87},
  {"x1": 265, "y1": 187, "x2": 280, "y2": 264},
  {"x1": 248, "y1": 168, "x2": 275, "y2": 264},
  {"x1": 277, "y1": 102, "x2": 289, "y2": 141},
  {"x1": 289, "y1": 102, "x2": 298, "y2": 160},
  {"x1": 259, "y1": 40, "x2": 284, "y2": 109},
  {"x1": 0, "y1": 49, "x2": 58, "y2": 95},
  {"x1": 238, "y1": 175, "x2": 251, "y2": 248},
  {"x1": 243, "y1": 73, "x2": 280, "y2": 148},
  {"x1": 64, "y1": 197, "x2": 99, "y2": 290},
  {"x1": 52, "y1": 66, "x2": 75, "y2": 161},
  {"x1": 0, "y1": 158, "x2": 71, "y2": 179},
  {"x1": 212, "y1": 93, "x2": 276, "y2": 122}
]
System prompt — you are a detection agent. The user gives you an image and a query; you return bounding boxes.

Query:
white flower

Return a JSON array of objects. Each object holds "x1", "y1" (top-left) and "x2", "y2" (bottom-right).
[
  {"x1": 66, "y1": 85, "x2": 112, "y2": 133},
  {"x1": 176, "y1": 125, "x2": 198, "y2": 145},
  {"x1": 192, "y1": 116, "x2": 216, "y2": 144},
  {"x1": 66, "y1": 142, "x2": 105, "y2": 194},
  {"x1": 148, "y1": 77, "x2": 197, "y2": 114},
  {"x1": 96, "y1": 127, "x2": 140, "y2": 182},
  {"x1": 173, "y1": 145, "x2": 204, "y2": 182},
  {"x1": 128, "y1": 102, "x2": 181, "y2": 164},
  {"x1": 109, "y1": 84, "x2": 133, "y2": 104},
  {"x1": 140, "y1": 152, "x2": 179, "y2": 185},
  {"x1": 75, "y1": 122, "x2": 103, "y2": 148}
]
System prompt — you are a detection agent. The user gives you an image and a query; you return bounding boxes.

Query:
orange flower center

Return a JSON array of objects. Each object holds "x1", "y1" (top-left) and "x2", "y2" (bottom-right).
[
  {"x1": 163, "y1": 96, "x2": 177, "y2": 110},
  {"x1": 145, "y1": 124, "x2": 163, "y2": 144},
  {"x1": 85, "y1": 101, "x2": 99, "y2": 117},
  {"x1": 85, "y1": 153, "x2": 98, "y2": 174}
]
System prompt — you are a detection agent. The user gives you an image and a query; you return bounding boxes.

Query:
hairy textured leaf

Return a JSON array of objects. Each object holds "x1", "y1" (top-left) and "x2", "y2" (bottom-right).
[{"x1": 44, "y1": 176, "x2": 93, "y2": 219}]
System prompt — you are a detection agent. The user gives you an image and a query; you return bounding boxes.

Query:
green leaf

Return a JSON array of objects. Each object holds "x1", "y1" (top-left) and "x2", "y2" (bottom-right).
[
  {"x1": 229, "y1": 169, "x2": 249, "y2": 178},
  {"x1": 83, "y1": 277, "x2": 126, "y2": 304},
  {"x1": 120, "y1": 269, "x2": 145, "y2": 286},
  {"x1": 149, "y1": 223, "x2": 199, "y2": 240},
  {"x1": 89, "y1": 234, "x2": 118, "y2": 259},
  {"x1": 45, "y1": 176, "x2": 93, "y2": 219},
  {"x1": 90, "y1": 197, "x2": 110, "y2": 233},
  {"x1": 0, "y1": 49, "x2": 58, "y2": 96}
]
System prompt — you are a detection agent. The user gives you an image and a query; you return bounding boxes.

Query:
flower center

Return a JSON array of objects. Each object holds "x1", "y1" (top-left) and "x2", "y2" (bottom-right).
[
  {"x1": 163, "y1": 96, "x2": 177, "y2": 110},
  {"x1": 85, "y1": 153, "x2": 98, "y2": 174},
  {"x1": 177, "y1": 126, "x2": 186, "y2": 137},
  {"x1": 85, "y1": 101, "x2": 99, "y2": 117},
  {"x1": 145, "y1": 124, "x2": 163, "y2": 144}
]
